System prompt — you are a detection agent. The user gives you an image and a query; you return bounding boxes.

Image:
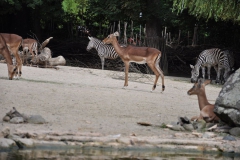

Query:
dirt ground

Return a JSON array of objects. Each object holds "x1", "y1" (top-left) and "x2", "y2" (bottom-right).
[{"x1": 0, "y1": 63, "x2": 222, "y2": 137}]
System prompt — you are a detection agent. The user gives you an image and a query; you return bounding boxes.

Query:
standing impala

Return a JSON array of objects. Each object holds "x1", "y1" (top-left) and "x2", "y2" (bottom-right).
[
  {"x1": 0, "y1": 34, "x2": 16, "y2": 79},
  {"x1": 1, "y1": 33, "x2": 22, "y2": 78},
  {"x1": 187, "y1": 78, "x2": 219, "y2": 123},
  {"x1": 22, "y1": 38, "x2": 38, "y2": 64},
  {"x1": 103, "y1": 32, "x2": 165, "y2": 92}
]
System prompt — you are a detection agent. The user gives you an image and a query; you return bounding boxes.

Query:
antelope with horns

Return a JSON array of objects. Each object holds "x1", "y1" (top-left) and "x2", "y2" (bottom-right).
[
  {"x1": 187, "y1": 78, "x2": 219, "y2": 123},
  {"x1": 103, "y1": 32, "x2": 165, "y2": 92},
  {"x1": 0, "y1": 34, "x2": 17, "y2": 79},
  {"x1": 1, "y1": 33, "x2": 23, "y2": 79},
  {"x1": 22, "y1": 38, "x2": 38, "y2": 64}
]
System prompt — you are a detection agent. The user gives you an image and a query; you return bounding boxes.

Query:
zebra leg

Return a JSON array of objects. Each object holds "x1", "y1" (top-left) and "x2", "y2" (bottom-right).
[
  {"x1": 100, "y1": 57, "x2": 105, "y2": 70},
  {"x1": 216, "y1": 67, "x2": 222, "y2": 84},
  {"x1": 207, "y1": 65, "x2": 211, "y2": 79},
  {"x1": 201, "y1": 66, "x2": 205, "y2": 80},
  {"x1": 223, "y1": 67, "x2": 231, "y2": 83}
]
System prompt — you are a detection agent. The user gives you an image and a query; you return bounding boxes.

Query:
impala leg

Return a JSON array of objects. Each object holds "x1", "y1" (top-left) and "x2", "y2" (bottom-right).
[
  {"x1": 147, "y1": 63, "x2": 160, "y2": 91},
  {"x1": 12, "y1": 47, "x2": 22, "y2": 78},
  {"x1": 123, "y1": 62, "x2": 129, "y2": 88}
]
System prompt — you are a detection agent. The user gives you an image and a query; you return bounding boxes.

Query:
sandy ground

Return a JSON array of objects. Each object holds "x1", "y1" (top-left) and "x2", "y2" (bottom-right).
[{"x1": 0, "y1": 63, "x2": 222, "y2": 137}]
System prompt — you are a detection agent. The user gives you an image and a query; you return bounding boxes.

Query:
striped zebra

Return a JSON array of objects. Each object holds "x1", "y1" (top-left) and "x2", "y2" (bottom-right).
[
  {"x1": 190, "y1": 48, "x2": 232, "y2": 83},
  {"x1": 86, "y1": 36, "x2": 118, "y2": 70}
]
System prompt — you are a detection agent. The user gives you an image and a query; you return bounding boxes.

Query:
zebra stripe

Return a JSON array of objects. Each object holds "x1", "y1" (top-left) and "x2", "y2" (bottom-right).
[
  {"x1": 87, "y1": 37, "x2": 118, "y2": 70},
  {"x1": 190, "y1": 48, "x2": 232, "y2": 83}
]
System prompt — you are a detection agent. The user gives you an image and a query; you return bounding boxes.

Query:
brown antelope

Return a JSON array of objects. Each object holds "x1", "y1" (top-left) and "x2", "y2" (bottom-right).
[
  {"x1": 22, "y1": 38, "x2": 38, "y2": 64},
  {"x1": 1, "y1": 33, "x2": 22, "y2": 78},
  {"x1": 0, "y1": 34, "x2": 16, "y2": 79},
  {"x1": 187, "y1": 78, "x2": 219, "y2": 123},
  {"x1": 103, "y1": 32, "x2": 165, "y2": 92}
]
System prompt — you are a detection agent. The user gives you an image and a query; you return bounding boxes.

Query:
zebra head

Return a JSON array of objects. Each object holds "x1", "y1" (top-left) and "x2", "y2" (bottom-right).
[
  {"x1": 190, "y1": 64, "x2": 199, "y2": 83},
  {"x1": 86, "y1": 36, "x2": 94, "y2": 51}
]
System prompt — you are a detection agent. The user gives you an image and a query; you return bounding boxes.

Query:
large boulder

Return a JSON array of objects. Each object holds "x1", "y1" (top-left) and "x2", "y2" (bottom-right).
[{"x1": 214, "y1": 68, "x2": 240, "y2": 126}]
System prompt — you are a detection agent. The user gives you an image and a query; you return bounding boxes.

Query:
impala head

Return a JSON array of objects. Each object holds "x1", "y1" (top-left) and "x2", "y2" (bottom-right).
[
  {"x1": 187, "y1": 78, "x2": 211, "y2": 95},
  {"x1": 190, "y1": 64, "x2": 199, "y2": 83},
  {"x1": 23, "y1": 47, "x2": 29, "y2": 55},
  {"x1": 102, "y1": 32, "x2": 119, "y2": 44}
]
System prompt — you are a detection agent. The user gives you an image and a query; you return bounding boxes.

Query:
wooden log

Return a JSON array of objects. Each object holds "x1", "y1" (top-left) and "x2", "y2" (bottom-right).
[{"x1": 48, "y1": 56, "x2": 66, "y2": 66}]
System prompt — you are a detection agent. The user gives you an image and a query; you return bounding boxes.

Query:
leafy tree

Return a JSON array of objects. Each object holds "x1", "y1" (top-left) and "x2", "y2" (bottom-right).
[{"x1": 173, "y1": 0, "x2": 240, "y2": 23}]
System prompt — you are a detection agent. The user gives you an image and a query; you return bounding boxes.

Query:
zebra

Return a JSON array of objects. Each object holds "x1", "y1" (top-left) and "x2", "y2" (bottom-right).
[
  {"x1": 190, "y1": 48, "x2": 232, "y2": 83},
  {"x1": 86, "y1": 36, "x2": 118, "y2": 70}
]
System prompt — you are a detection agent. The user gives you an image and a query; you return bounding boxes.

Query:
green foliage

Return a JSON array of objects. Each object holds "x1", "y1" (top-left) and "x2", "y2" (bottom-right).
[
  {"x1": 62, "y1": 0, "x2": 87, "y2": 15},
  {"x1": 173, "y1": 0, "x2": 240, "y2": 23}
]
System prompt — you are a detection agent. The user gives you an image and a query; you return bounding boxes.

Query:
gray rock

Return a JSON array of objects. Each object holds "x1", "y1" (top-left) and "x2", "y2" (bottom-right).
[
  {"x1": 11, "y1": 138, "x2": 34, "y2": 148},
  {"x1": 0, "y1": 138, "x2": 16, "y2": 148},
  {"x1": 9, "y1": 117, "x2": 24, "y2": 124},
  {"x1": 229, "y1": 127, "x2": 240, "y2": 137},
  {"x1": 182, "y1": 123, "x2": 195, "y2": 131},
  {"x1": 214, "y1": 69, "x2": 240, "y2": 126},
  {"x1": 2, "y1": 115, "x2": 10, "y2": 122},
  {"x1": 192, "y1": 119, "x2": 206, "y2": 131},
  {"x1": 27, "y1": 115, "x2": 46, "y2": 124},
  {"x1": 223, "y1": 135, "x2": 236, "y2": 141}
]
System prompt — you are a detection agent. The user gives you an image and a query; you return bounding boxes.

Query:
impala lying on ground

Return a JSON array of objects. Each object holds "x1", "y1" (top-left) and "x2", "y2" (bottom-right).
[
  {"x1": 22, "y1": 38, "x2": 38, "y2": 64},
  {"x1": 0, "y1": 34, "x2": 16, "y2": 79},
  {"x1": 1, "y1": 33, "x2": 23, "y2": 78},
  {"x1": 187, "y1": 79, "x2": 219, "y2": 123},
  {"x1": 103, "y1": 32, "x2": 165, "y2": 92}
]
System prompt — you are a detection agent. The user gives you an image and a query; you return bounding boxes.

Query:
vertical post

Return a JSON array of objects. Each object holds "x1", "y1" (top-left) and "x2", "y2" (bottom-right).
[
  {"x1": 118, "y1": 21, "x2": 121, "y2": 41},
  {"x1": 178, "y1": 30, "x2": 181, "y2": 45},
  {"x1": 139, "y1": 24, "x2": 142, "y2": 46},
  {"x1": 124, "y1": 22, "x2": 127, "y2": 44},
  {"x1": 131, "y1": 20, "x2": 133, "y2": 38}
]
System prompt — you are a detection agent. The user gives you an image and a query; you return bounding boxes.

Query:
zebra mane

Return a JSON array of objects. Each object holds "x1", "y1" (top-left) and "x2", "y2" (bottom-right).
[{"x1": 91, "y1": 37, "x2": 104, "y2": 44}]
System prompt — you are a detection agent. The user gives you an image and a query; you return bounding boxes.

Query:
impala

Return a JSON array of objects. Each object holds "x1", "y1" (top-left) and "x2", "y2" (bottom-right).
[
  {"x1": 0, "y1": 34, "x2": 16, "y2": 79},
  {"x1": 1, "y1": 33, "x2": 22, "y2": 78},
  {"x1": 103, "y1": 32, "x2": 165, "y2": 92},
  {"x1": 187, "y1": 79, "x2": 219, "y2": 123},
  {"x1": 22, "y1": 38, "x2": 38, "y2": 64}
]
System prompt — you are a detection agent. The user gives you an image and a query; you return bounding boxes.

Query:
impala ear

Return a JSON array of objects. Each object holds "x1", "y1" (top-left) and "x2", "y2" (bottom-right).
[
  {"x1": 190, "y1": 64, "x2": 194, "y2": 69},
  {"x1": 88, "y1": 36, "x2": 91, "y2": 40},
  {"x1": 113, "y1": 32, "x2": 119, "y2": 37}
]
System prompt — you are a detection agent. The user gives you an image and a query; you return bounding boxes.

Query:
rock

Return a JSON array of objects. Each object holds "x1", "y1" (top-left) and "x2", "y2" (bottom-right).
[
  {"x1": 214, "y1": 68, "x2": 240, "y2": 127},
  {"x1": 182, "y1": 123, "x2": 195, "y2": 131},
  {"x1": 223, "y1": 135, "x2": 236, "y2": 141},
  {"x1": 2, "y1": 115, "x2": 10, "y2": 122},
  {"x1": 11, "y1": 138, "x2": 34, "y2": 148},
  {"x1": 192, "y1": 119, "x2": 206, "y2": 130},
  {"x1": 229, "y1": 127, "x2": 240, "y2": 137},
  {"x1": 1, "y1": 128, "x2": 10, "y2": 138},
  {"x1": 9, "y1": 117, "x2": 24, "y2": 123},
  {"x1": 27, "y1": 115, "x2": 46, "y2": 124},
  {"x1": 166, "y1": 124, "x2": 185, "y2": 131},
  {"x1": 202, "y1": 132, "x2": 217, "y2": 139},
  {"x1": 0, "y1": 138, "x2": 16, "y2": 148},
  {"x1": 177, "y1": 116, "x2": 190, "y2": 126}
]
